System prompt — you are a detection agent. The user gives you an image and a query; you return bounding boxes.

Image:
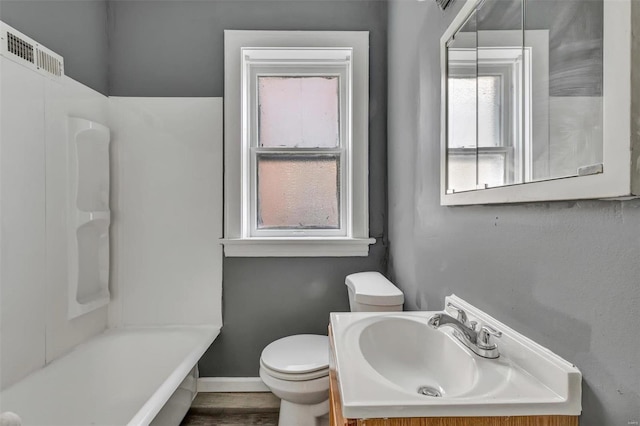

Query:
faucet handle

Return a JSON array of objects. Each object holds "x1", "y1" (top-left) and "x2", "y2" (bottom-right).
[
  {"x1": 446, "y1": 302, "x2": 468, "y2": 325},
  {"x1": 478, "y1": 324, "x2": 502, "y2": 349}
]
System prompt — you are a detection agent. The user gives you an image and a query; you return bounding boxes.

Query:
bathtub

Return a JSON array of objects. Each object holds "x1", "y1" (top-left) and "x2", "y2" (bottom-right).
[{"x1": 0, "y1": 326, "x2": 219, "y2": 426}]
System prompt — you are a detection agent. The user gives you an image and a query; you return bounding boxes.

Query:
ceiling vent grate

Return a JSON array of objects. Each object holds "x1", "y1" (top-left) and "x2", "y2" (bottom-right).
[{"x1": 1, "y1": 21, "x2": 64, "y2": 80}]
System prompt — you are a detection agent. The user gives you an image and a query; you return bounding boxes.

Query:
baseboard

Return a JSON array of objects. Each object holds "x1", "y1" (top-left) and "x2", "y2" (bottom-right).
[{"x1": 197, "y1": 377, "x2": 270, "y2": 393}]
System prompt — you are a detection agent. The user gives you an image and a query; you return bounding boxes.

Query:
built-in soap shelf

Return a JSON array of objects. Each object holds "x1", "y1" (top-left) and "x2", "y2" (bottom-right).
[{"x1": 67, "y1": 117, "x2": 111, "y2": 320}]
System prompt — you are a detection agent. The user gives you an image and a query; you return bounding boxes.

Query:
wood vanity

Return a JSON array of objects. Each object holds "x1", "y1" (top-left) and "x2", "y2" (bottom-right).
[{"x1": 328, "y1": 325, "x2": 579, "y2": 426}]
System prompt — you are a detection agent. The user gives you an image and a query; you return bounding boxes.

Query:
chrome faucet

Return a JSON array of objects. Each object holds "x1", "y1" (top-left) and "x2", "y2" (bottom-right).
[{"x1": 428, "y1": 302, "x2": 502, "y2": 359}]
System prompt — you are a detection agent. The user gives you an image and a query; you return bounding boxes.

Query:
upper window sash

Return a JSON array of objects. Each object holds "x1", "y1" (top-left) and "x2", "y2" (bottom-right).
[{"x1": 247, "y1": 67, "x2": 350, "y2": 150}]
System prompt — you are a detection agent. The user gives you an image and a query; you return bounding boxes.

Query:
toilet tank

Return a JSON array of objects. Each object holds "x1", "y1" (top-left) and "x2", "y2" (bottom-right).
[{"x1": 345, "y1": 272, "x2": 404, "y2": 312}]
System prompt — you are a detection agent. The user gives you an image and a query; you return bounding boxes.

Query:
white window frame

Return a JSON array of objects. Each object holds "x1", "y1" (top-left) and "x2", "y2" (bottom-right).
[
  {"x1": 222, "y1": 31, "x2": 374, "y2": 257},
  {"x1": 245, "y1": 50, "x2": 349, "y2": 238}
]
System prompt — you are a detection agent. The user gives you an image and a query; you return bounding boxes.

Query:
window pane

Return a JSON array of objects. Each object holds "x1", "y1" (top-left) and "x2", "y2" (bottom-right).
[
  {"x1": 448, "y1": 77, "x2": 477, "y2": 149},
  {"x1": 447, "y1": 152, "x2": 507, "y2": 191},
  {"x1": 446, "y1": 153, "x2": 476, "y2": 192},
  {"x1": 448, "y1": 152, "x2": 506, "y2": 191},
  {"x1": 257, "y1": 155, "x2": 340, "y2": 229},
  {"x1": 477, "y1": 75, "x2": 502, "y2": 147},
  {"x1": 478, "y1": 152, "x2": 506, "y2": 187},
  {"x1": 258, "y1": 76, "x2": 339, "y2": 148},
  {"x1": 448, "y1": 75, "x2": 502, "y2": 149}
]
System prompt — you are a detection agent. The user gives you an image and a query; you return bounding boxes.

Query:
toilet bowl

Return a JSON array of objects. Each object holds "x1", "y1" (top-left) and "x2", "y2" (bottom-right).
[
  {"x1": 259, "y1": 334, "x2": 330, "y2": 426},
  {"x1": 259, "y1": 272, "x2": 404, "y2": 426}
]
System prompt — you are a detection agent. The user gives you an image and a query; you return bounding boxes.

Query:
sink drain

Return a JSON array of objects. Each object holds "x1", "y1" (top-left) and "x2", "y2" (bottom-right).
[{"x1": 417, "y1": 386, "x2": 442, "y2": 397}]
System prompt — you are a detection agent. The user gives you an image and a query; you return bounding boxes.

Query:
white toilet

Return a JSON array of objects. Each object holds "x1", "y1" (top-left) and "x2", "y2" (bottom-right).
[{"x1": 259, "y1": 272, "x2": 404, "y2": 426}]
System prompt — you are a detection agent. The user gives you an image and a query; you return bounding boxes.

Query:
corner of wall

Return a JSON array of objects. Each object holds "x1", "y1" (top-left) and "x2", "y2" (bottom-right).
[
  {"x1": 105, "y1": 0, "x2": 113, "y2": 97},
  {"x1": 631, "y1": 0, "x2": 640, "y2": 195}
]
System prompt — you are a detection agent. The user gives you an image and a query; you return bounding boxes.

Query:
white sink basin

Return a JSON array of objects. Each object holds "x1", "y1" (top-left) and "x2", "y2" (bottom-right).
[
  {"x1": 330, "y1": 295, "x2": 582, "y2": 419},
  {"x1": 359, "y1": 317, "x2": 478, "y2": 397}
]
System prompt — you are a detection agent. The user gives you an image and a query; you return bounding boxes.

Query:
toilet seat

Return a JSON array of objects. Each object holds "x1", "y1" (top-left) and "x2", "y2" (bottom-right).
[
  {"x1": 260, "y1": 359, "x2": 329, "y2": 381},
  {"x1": 260, "y1": 334, "x2": 329, "y2": 381}
]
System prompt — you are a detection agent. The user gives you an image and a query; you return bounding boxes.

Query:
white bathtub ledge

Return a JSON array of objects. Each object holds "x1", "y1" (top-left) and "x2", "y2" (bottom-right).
[{"x1": 0, "y1": 325, "x2": 220, "y2": 426}]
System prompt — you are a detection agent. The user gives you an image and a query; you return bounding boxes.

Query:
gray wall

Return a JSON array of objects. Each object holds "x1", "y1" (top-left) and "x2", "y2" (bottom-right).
[
  {"x1": 0, "y1": 0, "x2": 109, "y2": 95},
  {"x1": 387, "y1": 1, "x2": 639, "y2": 424},
  {"x1": 107, "y1": 0, "x2": 388, "y2": 376}
]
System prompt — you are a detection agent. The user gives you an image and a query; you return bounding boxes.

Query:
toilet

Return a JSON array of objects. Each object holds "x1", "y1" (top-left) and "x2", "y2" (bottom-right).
[{"x1": 259, "y1": 272, "x2": 404, "y2": 426}]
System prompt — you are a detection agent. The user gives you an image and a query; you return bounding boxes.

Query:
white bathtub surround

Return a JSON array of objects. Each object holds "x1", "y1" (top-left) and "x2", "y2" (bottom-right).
[
  {"x1": 108, "y1": 97, "x2": 223, "y2": 328},
  {"x1": 1, "y1": 28, "x2": 224, "y2": 425},
  {"x1": 0, "y1": 326, "x2": 219, "y2": 426},
  {"x1": 44, "y1": 76, "x2": 111, "y2": 363},
  {"x1": 67, "y1": 117, "x2": 112, "y2": 319},
  {"x1": 1, "y1": 54, "x2": 110, "y2": 388},
  {"x1": 0, "y1": 54, "x2": 48, "y2": 390}
]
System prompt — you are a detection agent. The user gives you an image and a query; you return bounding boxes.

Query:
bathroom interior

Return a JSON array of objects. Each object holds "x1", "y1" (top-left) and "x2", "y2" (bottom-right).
[{"x1": 0, "y1": 0, "x2": 638, "y2": 425}]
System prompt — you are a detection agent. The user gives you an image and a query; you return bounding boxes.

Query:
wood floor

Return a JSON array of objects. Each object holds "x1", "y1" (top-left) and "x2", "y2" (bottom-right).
[{"x1": 181, "y1": 392, "x2": 281, "y2": 426}]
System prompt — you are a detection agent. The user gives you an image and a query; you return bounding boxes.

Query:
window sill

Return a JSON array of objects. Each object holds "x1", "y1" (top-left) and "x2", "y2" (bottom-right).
[{"x1": 220, "y1": 237, "x2": 376, "y2": 257}]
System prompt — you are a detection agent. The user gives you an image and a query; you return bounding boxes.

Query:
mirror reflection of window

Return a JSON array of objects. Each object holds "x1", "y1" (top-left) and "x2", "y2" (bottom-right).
[
  {"x1": 447, "y1": 75, "x2": 503, "y2": 148},
  {"x1": 445, "y1": 10, "x2": 477, "y2": 194},
  {"x1": 477, "y1": 75, "x2": 502, "y2": 148},
  {"x1": 448, "y1": 76, "x2": 477, "y2": 149},
  {"x1": 447, "y1": 41, "x2": 530, "y2": 191},
  {"x1": 448, "y1": 74, "x2": 508, "y2": 189}
]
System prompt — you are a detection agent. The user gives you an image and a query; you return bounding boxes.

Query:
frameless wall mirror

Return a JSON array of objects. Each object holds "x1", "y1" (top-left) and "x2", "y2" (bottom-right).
[{"x1": 440, "y1": 0, "x2": 639, "y2": 205}]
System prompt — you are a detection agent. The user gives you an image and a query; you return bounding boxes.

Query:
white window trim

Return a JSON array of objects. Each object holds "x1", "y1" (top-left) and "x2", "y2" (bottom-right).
[{"x1": 222, "y1": 30, "x2": 374, "y2": 257}]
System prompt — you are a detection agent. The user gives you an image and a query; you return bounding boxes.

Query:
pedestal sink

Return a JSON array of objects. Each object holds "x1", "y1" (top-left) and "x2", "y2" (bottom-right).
[{"x1": 329, "y1": 295, "x2": 582, "y2": 419}]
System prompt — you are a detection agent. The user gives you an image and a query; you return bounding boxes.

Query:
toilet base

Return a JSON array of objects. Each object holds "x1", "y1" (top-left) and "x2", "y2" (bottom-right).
[
  {"x1": 278, "y1": 398, "x2": 330, "y2": 426},
  {"x1": 259, "y1": 366, "x2": 330, "y2": 426}
]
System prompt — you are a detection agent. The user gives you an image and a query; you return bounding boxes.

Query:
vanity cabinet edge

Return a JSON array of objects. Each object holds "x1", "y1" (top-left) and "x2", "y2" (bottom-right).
[{"x1": 329, "y1": 324, "x2": 357, "y2": 426}]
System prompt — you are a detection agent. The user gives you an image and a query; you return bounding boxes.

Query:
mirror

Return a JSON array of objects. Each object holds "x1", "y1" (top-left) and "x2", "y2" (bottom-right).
[{"x1": 444, "y1": 0, "x2": 604, "y2": 194}]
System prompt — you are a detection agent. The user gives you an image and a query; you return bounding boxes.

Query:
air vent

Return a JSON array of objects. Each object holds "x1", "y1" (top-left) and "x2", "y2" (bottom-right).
[
  {"x1": 7, "y1": 32, "x2": 34, "y2": 63},
  {"x1": 1, "y1": 21, "x2": 64, "y2": 80},
  {"x1": 36, "y1": 48, "x2": 62, "y2": 77}
]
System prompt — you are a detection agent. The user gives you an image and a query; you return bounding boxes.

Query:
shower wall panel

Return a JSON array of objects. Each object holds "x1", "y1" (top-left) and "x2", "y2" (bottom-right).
[
  {"x1": 0, "y1": 56, "x2": 47, "y2": 390},
  {"x1": 0, "y1": 56, "x2": 110, "y2": 390},
  {"x1": 108, "y1": 97, "x2": 223, "y2": 328},
  {"x1": 44, "y1": 77, "x2": 109, "y2": 362}
]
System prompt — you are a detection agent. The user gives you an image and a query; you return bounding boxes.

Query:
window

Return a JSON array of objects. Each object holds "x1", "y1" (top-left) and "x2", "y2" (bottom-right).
[{"x1": 222, "y1": 31, "x2": 373, "y2": 257}]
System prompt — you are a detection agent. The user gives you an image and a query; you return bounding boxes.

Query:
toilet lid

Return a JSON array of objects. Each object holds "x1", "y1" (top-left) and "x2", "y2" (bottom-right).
[{"x1": 260, "y1": 334, "x2": 329, "y2": 374}]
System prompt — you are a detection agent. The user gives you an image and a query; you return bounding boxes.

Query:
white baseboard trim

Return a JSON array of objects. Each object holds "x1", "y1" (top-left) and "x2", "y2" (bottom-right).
[{"x1": 198, "y1": 377, "x2": 270, "y2": 393}]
